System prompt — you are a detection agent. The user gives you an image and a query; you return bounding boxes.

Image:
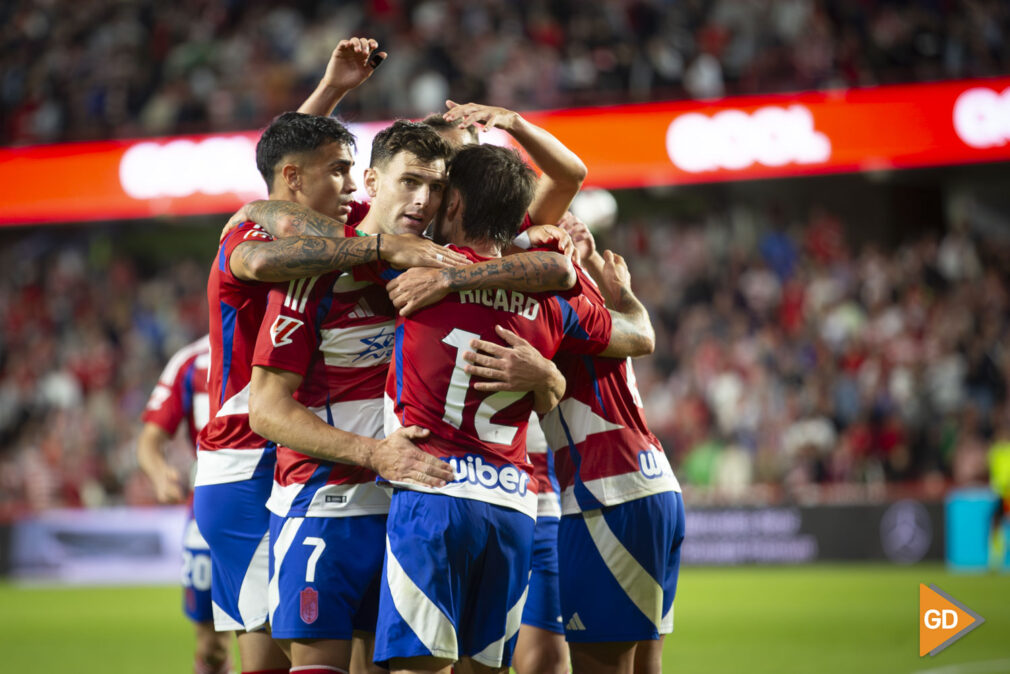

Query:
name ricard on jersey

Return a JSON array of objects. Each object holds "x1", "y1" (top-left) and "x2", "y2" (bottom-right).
[{"x1": 457, "y1": 288, "x2": 540, "y2": 320}]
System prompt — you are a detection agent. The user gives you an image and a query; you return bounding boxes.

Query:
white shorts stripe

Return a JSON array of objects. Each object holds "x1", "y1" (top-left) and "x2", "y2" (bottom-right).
[
  {"x1": 582, "y1": 509, "x2": 663, "y2": 629},
  {"x1": 384, "y1": 537, "x2": 458, "y2": 659},
  {"x1": 212, "y1": 600, "x2": 244, "y2": 632},
  {"x1": 472, "y1": 572, "x2": 530, "y2": 668},
  {"x1": 268, "y1": 517, "x2": 304, "y2": 624},
  {"x1": 237, "y1": 531, "x2": 271, "y2": 631}
]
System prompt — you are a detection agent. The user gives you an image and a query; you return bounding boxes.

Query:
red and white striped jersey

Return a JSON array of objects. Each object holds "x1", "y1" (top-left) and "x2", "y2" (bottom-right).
[
  {"x1": 142, "y1": 335, "x2": 211, "y2": 450},
  {"x1": 196, "y1": 221, "x2": 278, "y2": 486},
  {"x1": 252, "y1": 256, "x2": 393, "y2": 518},
  {"x1": 526, "y1": 413, "x2": 562, "y2": 519},
  {"x1": 541, "y1": 268, "x2": 681, "y2": 515},
  {"x1": 364, "y1": 246, "x2": 614, "y2": 519}
]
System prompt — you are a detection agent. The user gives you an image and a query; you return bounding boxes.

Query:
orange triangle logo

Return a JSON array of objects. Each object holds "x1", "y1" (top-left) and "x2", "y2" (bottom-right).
[{"x1": 919, "y1": 584, "x2": 985, "y2": 656}]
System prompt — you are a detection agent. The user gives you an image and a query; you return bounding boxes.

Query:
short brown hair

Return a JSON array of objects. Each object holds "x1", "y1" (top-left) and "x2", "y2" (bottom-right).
[
  {"x1": 449, "y1": 144, "x2": 536, "y2": 251},
  {"x1": 422, "y1": 113, "x2": 479, "y2": 145},
  {"x1": 370, "y1": 120, "x2": 453, "y2": 168}
]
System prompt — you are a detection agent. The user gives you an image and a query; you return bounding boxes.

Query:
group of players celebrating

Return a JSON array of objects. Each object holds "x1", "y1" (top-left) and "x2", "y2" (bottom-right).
[{"x1": 138, "y1": 38, "x2": 683, "y2": 674}]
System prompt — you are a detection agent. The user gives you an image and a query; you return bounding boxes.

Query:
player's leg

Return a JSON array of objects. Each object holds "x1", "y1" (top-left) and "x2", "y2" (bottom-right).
[
  {"x1": 513, "y1": 514, "x2": 568, "y2": 674},
  {"x1": 194, "y1": 621, "x2": 231, "y2": 674},
  {"x1": 569, "y1": 642, "x2": 637, "y2": 674},
  {"x1": 193, "y1": 450, "x2": 287, "y2": 672},
  {"x1": 558, "y1": 491, "x2": 685, "y2": 674},
  {"x1": 454, "y1": 657, "x2": 508, "y2": 674},
  {"x1": 387, "y1": 655, "x2": 453, "y2": 673},
  {"x1": 182, "y1": 517, "x2": 233, "y2": 673},
  {"x1": 350, "y1": 631, "x2": 384, "y2": 674},
  {"x1": 513, "y1": 625, "x2": 568, "y2": 674},
  {"x1": 632, "y1": 637, "x2": 664, "y2": 674},
  {"x1": 236, "y1": 630, "x2": 290, "y2": 672}
]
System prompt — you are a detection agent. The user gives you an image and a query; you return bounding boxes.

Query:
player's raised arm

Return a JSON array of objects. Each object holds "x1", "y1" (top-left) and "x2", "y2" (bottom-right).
[
  {"x1": 596, "y1": 249, "x2": 655, "y2": 358},
  {"x1": 443, "y1": 101, "x2": 587, "y2": 226},
  {"x1": 248, "y1": 366, "x2": 452, "y2": 487},
  {"x1": 387, "y1": 248, "x2": 575, "y2": 316},
  {"x1": 298, "y1": 37, "x2": 386, "y2": 117}
]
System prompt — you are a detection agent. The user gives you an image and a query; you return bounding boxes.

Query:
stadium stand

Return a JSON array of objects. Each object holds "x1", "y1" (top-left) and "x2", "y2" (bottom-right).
[{"x1": 2, "y1": 0, "x2": 1008, "y2": 145}]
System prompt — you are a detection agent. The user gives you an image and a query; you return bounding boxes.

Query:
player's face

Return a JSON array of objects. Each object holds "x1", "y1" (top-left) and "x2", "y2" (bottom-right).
[
  {"x1": 294, "y1": 141, "x2": 357, "y2": 223},
  {"x1": 367, "y1": 151, "x2": 447, "y2": 235}
]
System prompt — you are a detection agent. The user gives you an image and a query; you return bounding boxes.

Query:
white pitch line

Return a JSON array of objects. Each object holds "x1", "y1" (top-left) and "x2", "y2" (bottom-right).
[{"x1": 913, "y1": 659, "x2": 1010, "y2": 674}]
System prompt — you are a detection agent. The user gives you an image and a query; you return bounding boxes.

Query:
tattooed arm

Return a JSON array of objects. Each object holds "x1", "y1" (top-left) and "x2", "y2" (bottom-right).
[
  {"x1": 386, "y1": 251, "x2": 576, "y2": 316},
  {"x1": 231, "y1": 233, "x2": 470, "y2": 283},
  {"x1": 242, "y1": 200, "x2": 348, "y2": 238}
]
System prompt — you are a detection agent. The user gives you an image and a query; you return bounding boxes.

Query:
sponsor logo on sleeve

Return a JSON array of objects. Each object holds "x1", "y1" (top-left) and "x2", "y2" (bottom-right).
[{"x1": 270, "y1": 315, "x2": 305, "y2": 348}]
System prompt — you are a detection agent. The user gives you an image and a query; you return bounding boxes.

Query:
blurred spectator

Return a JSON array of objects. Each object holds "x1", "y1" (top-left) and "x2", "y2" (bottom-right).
[{"x1": 2, "y1": 0, "x2": 1009, "y2": 145}]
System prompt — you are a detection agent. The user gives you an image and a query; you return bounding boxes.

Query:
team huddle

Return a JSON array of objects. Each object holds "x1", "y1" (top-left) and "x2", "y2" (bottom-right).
[{"x1": 139, "y1": 38, "x2": 683, "y2": 674}]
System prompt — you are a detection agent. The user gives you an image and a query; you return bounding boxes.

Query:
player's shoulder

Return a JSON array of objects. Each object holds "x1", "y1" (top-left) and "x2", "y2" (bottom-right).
[{"x1": 159, "y1": 335, "x2": 211, "y2": 385}]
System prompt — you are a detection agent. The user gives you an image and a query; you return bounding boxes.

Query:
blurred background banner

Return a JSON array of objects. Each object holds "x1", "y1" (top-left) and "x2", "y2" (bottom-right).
[
  {"x1": 7, "y1": 506, "x2": 186, "y2": 585},
  {"x1": 3, "y1": 77, "x2": 1009, "y2": 225}
]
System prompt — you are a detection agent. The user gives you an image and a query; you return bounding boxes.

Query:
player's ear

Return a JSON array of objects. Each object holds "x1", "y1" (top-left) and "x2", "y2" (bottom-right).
[
  {"x1": 363, "y1": 167, "x2": 379, "y2": 198},
  {"x1": 445, "y1": 188, "x2": 461, "y2": 220},
  {"x1": 281, "y1": 163, "x2": 301, "y2": 192}
]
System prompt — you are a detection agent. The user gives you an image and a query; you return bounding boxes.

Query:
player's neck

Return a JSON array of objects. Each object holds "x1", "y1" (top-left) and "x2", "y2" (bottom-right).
[
  {"x1": 355, "y1": 211, "x2": 382, "y2": 235},
  {"x1": 458, "y1": 236, "x2": 500, "y2": 259}
]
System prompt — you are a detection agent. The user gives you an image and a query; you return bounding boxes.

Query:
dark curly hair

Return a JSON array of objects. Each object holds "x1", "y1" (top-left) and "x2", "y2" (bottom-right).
[{"x1": 256, "y1": 112, "x2": 356, "y2": 191}]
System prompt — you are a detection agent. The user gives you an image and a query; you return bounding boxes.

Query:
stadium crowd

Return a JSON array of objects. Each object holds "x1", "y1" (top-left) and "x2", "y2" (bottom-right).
[
  {"x1": 1, "y1": 205, "x2": 1007, "y2": 515},
  {"x1": 3, "y1": 0, "x2": 1009, "y2": 145}
]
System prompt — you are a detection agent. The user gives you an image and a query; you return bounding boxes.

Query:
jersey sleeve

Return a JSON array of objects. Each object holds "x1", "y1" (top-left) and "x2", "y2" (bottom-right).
[
  {"x1": 216, "y1": 221, "x2": 274, "y2": 283},
  {"x1": 551, "y1": 291, "x2": 613, "y2": 356},
  {"x1": 252, "y1": 273, "x2": 333, "y2": 376},
  {"x1": 141, "y1": 356, "x2": 194, "y2": 435}
]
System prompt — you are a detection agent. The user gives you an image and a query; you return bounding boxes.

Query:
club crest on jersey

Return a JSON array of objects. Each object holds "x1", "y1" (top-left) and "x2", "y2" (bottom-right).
[
  {"x1": 300, "y1": 587, "x2": 319, "y2": 624},
  {"x1": 446, "y1": 454, "x2": 530, "y2": 495},
  {"x1": 270, "y1": 315, "x2": 304, "y2": 347},
  {"x1": 352, "y1": 326, "x2": 395, "y2": 363}
]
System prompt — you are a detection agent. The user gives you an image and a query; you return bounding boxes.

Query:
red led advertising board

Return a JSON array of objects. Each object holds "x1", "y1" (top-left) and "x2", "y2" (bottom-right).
[{"x1": 1, "y1": 78, "x2": 1008, "y2": 225}]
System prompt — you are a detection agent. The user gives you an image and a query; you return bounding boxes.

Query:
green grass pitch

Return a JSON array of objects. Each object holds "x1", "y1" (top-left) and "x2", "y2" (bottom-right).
[{"x1": 1, "y1": 564, "x2": 1007, "y2": 673}]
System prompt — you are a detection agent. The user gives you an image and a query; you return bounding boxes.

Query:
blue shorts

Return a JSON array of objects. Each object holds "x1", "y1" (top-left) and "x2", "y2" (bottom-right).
[
  {"x1": 181, "y1": 516, "x2": 214, "y2": 623},
  {"x1": 520, "y1": 515, "x2": 563, "y2": 633},
  {"x1": 192, "y1": 447, "x2": 275, "y2": 632},
  {"x1": 268, "y1": 513, "x2": 386, "y2": 640},
  {"x1": 558, "y1": 491, "x2": 685, "y2": 642},
  {"x1": 374, "y1": 490, "x2": 535, "y2": 669}
]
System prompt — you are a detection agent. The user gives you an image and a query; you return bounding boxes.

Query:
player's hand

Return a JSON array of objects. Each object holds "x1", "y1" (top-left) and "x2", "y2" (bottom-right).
[
  {"x1": 151, "y1": 467, "x2": 186, "y2": 504},
  {"x1": 381, "y1": 233, "x2": 471, "y2": 270},
  {"x1": 597, "y1": 249, "x2": 632, "y2": 307},
  {"x1": 443, "y1": 100, "x2": 519, "y2": 133},
  {"x1": 558, "y1": 212, "x2": 597, "y2": 265},
  {"x1": 524, "y1": 224, "x2": 576, "y2": 262},
  {"x1": 371, "y1": 426, "x2": 454, "y2": 487},
  {"x1": 387, "y1": 267, "x2": 451, "y2": 316},
  {"x1": 321, "y1": 37, "x2": 386, "y2": 92},
  {"x1": 463, "y1": 325, "x2": 560, "y2": 392},
  {"x1": 220, "y1": 202, "x2": 258, "y2": 242}
]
